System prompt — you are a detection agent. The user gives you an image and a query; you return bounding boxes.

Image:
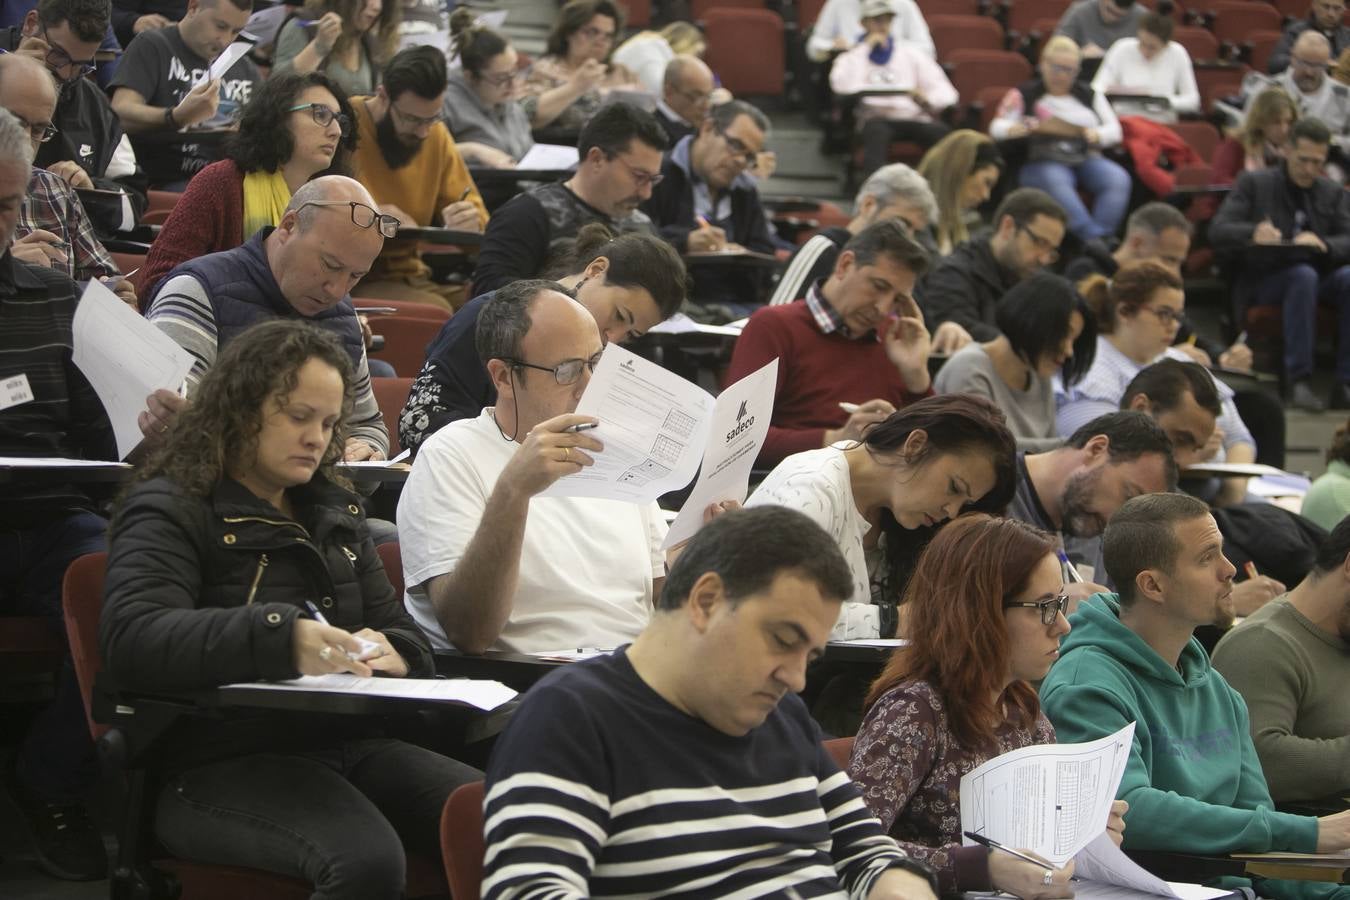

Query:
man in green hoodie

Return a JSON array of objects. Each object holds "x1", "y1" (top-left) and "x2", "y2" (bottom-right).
[{"x1": 1041, "y1": 493, "x2": 1350, "y2": 900}]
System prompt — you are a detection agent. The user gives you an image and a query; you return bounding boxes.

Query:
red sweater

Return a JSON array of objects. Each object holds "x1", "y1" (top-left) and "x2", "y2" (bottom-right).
[
  {"x1": 725, "y1": 300, "x2": 933, "y2": 467},
  {"x1": 140, "y1": 160, "x2": 245, "y2": 300}
]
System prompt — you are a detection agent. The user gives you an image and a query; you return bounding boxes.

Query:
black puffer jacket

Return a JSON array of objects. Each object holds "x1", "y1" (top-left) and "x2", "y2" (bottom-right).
[{"x1": 100, "y1": 473, "x2": 433, "y2": 768}]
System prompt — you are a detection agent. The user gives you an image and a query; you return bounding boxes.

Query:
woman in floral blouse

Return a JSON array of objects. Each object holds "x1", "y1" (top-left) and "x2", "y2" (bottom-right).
[
  {"x1": 522, "y1": 0, "x2": 643, "y2": 134},
  {"x1": 848, "y1": 514, "x2": 1125, "y2": 897}
]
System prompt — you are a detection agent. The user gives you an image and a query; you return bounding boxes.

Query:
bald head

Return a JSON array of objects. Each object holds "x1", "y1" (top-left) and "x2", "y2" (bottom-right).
[
  {"x1": 1294, "y1": 29, "x2": 1332, "y2": 57},
  {"x1": 1291, "y1": 31, "x2": 1331, "y2": 91},
  {"x1": 287, "y1": 175, "x2": 381, "y2": 233},
  {"x1": 0, "y1": 54, "x2": 57, "y2": 155},
  {"x1": 663, "y1": 54, "x2": 714, "y2": 125},
  {"x1": 268, "y1": 175, "x2": 386, "y2": 316}
]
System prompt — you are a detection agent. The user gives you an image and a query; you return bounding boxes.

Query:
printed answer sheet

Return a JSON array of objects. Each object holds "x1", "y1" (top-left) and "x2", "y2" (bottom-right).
[
  {"x1": 1073, "y1": 833, "x2": 1231, "y2": 900},
  {"x1": 961, "y1": 722, "x2": 1135, "y2": 867},
  {"x1": 72, "y1": 280, "x2": 193, "y2": 459},
  {"x1": 543, "y1": 345, "x2": 774, "y2": 505},
  {"x1": 662, "y1": 359, "x2": 777, "y2": 548},
  {"x1": 224, "y1": 675, "x2": 517, "y2": 711}
]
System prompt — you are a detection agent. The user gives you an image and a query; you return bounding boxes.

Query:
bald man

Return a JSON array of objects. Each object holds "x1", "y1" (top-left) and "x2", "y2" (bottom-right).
[
  {"x1": 657, "y1": 54, "x2": 715, "y2": 144},
  {"x1": 0, "y1": 54, "x2": 135, "y2": 306},
  {"x1": 1253, "y1": 31, "x2": 1350, "y2": 139},
  {"x1": 140, "y1": 175, "x2": 391, "y2": 459}
]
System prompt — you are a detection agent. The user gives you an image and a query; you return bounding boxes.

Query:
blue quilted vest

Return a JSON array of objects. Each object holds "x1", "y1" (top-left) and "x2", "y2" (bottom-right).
[{"x1": 153, "y1": 227, "x2": 364, "y2": 369}]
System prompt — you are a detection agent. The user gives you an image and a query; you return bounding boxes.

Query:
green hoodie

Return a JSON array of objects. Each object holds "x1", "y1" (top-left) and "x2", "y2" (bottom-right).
[{"x1": 1042, "y1": 595, "x2": 1346, "y2": 900}]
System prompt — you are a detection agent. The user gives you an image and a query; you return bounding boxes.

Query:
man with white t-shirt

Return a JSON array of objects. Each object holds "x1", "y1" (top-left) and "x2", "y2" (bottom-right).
[{"x1": 397, "y1": 279, "x2": 669, "y2": 654}]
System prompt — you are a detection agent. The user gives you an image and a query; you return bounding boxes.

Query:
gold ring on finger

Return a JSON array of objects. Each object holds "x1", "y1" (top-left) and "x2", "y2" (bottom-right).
[{"x1": 563, "y1": 446, "x2": 570, "y2": 461}]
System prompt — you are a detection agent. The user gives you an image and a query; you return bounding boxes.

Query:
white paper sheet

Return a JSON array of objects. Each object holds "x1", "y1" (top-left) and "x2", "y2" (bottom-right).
[
  {"x1": 72, "y1": 280, "x2": 193, "y2": 459},
  {"x1": 517, "y1": 143, "x2": 580, "y2": 170},
  {"x1": 1074, "y1": 834, "x2": 1232, "y2": 900},
  {"x1": 831, "y1": 638, "x2": 908, "y2": 648},
  {"x1": 0, "y1": 456, "x2": 131, "y2": 468},
  {"x1": 476, "y1": 9, "x2": 508, "y2": 28},
  {"x1": 532, "y1": 648, "x2": 612, "y2": 660},
  {"x1": 224, "y1": 674, "x2": 517, "y2": 711},
  {"x1": 204, "y1": 40, "x2": 253, "y2": 83},
  {"x1": 540, "y1": 344, "x2": 715, "y2": 503},
  {"x1": 647, "y1": 312, "x2": 744, "y2": 337},
  {"x1": 662, "y1": 359, "x2": 776, "y2": 548},
  {"x1": 961, "y1": 722, "x2": 1135, "y2": 867}
]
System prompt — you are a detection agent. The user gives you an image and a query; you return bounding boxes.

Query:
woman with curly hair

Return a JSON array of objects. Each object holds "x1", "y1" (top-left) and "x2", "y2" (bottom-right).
[
  {"x1": 273, "y1": 0, "x2": 401, "y2": 98},
  {"x1": 100, "y1": 319, "x2": 480, "y2": 898},
  {"x1": 139, "y1": 72, "x2": 357, "y2": 299},
  {"x1": 849, "y1": 514, "x2": 1126, "y2": 898}
]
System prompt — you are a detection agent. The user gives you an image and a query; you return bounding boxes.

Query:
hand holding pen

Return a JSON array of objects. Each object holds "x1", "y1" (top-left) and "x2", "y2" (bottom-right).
[{"x1": 964, "y1": 832, "x2": 1076, "y2": 899}]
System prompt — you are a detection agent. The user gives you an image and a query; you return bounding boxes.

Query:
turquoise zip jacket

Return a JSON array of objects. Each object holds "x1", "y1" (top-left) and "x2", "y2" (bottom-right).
[{"x1": 1041, "y1": 594, "x2": 1348, "y2": 900}]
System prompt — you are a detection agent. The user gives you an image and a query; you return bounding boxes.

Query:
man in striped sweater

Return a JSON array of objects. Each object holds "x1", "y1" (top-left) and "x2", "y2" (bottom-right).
[{"x1": 482, "y1": 506, "x2": 940, "y2": 900}]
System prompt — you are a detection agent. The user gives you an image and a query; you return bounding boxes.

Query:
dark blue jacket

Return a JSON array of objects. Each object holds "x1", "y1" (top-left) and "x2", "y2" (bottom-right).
[{"x1": 398, "y1": 290, "x2": 497, "y2": 455}]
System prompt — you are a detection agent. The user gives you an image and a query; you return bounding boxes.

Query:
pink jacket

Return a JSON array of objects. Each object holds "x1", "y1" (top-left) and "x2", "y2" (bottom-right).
[{"x1": 829, "y1": 41, "x2": 958, "y2": 122}]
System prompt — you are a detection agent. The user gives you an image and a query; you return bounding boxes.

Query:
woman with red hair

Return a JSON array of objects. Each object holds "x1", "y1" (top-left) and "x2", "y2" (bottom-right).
[{"x1": 848, "y1": 514, "x2": 1123, "y2": 898}]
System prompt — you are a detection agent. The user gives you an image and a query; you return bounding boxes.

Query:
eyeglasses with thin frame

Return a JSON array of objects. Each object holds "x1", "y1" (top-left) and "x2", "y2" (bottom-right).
[
  {"x1": 716, "y1": 126, "x2": 760, "y2": 168},
  {"x1": 674, "y1": 85, "x2": 713, "y2": 107},
  {"x1": 1142, "y1": 305, "x2": 1185, "y2": 327},
  {"x1": 39, "y1": 24, "x2": 96, "y2": 83},
  {"x1": 1291, "y1": 55, "x2": 1330, "y2": 71},
  {"x1": 479, "y1": 68, "x2": 519, "y2": 88},
  {"x1": 1004, "y1": 593, "x2": 1070, "y2": 625},
  {"x1": 13, "y1": 114, "x2": 57, "y2": 144},
  {"x1": 1016, "y1": 223, "x2": 1060, "y2": 262},
  {"x1": 287, "y1": 102, "x2": 352, "y2": 136},
  {"x1": 501, "y1": 352, "x2": 603, "y2": 385},
  {"x1": 611, "y1": 154, "x2": 664, "y2": 188},
  {"x1": 1046, "y1": 61, "x2": 1080, "y2": 77},
  {"x1": 295, "y1": 200, "x2": 400, "y2": 238},
  {"x1": 390, "y1": 104, "x2": 443, "y2": 130}
]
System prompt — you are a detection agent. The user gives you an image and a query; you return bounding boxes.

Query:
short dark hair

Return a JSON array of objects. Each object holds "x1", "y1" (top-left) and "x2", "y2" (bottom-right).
[
  {"x1": 226, "y1": 72, "x2": 356, "y2": 176},
  {"x1": 656, "y1": 506, "x2": 854, "y2": 611},
  {"x1": 1121, "y1": 360, "x2": 1222, "y2": 418},
  {"x1": 994, "y1": 187, "x2": 1067, "y2": 229},
  {"x1": 36, "y1": 0, "x2": 108, "y2": 42},
  {"x1": 1293, "y1": 116, "x2": 1333, "y2": 148},
  {"x1": 475, "y1": 279, "x2": 568, "y2": 366},
  {"x1": 449, "y1": 7, "x2": 510, "y2": 78},
  {"x1": 1105, "y1": 492, "x2": 1212, "y2": 607},
  {"x1": 843, "y1": 218, "x2": 931, "y2": 278},
  {"x1": 707, "y1": 99, "x2": 770, "y2": 135},
  {"x1": 576, "y1": 101, "x2": 668, "y2": 159},
  {"x1": 546, "y1": 0, "x2": 625, "y2": 58},
  {"x1": 1125, "y1": 201, "x2": 1193, "y2": 240},
  {"x1": 1066, "y1": 411, "x2": 1180, "y2": 490},
  {"x1": 577, "y1": 231, "x2": 689, "y2": 319},
  {"x1": 995, "y1": 272, "x2": 1098, "y2": 386},
  {"x1": 1313, "y1": 515, "x2": 1350, "y2": 575},
  {"x1": 1140, "y1": 11, "x2": 1173, "y2": 43},
  {"x1": 382, "y1": 45, "x2": 448, "y2": 103}
]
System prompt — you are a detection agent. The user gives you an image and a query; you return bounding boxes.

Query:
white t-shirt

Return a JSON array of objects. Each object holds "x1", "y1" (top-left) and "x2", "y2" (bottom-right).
[
  {"x1": 1091, "y1": 37, "x2": 1200, "y2": 115},
  {"x1": 745, "y1": 445, "x2": 882, "y2": 640},
  {"x1": 397, "y1": 408, "x2": 668, "y2": 653}
]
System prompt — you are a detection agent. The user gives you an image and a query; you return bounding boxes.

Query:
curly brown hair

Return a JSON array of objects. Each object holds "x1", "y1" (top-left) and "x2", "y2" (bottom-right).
[{"x1": 131, "y1": 320, "x2": 355, "y2": 499}]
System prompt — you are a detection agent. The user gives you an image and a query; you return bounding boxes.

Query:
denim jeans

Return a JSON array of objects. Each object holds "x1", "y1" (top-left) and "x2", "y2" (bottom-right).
[
  {"x1": 1242, "y1": 263, "x2": 1350, "y2": 383},
  {"x1": 0, "y1": 510, "x2": 107, "y2": 800},
  {"x1": 1018, "y1": 155, "x2": 1132, "y2": 242},
  {"x1": 155, "y1": 739, "x2": 481, "y2": 900}
]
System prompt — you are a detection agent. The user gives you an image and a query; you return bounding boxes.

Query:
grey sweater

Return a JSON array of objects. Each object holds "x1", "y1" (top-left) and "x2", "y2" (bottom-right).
[{"x1": 933, "y1": 343, "x2": 1062, "y2": 452}]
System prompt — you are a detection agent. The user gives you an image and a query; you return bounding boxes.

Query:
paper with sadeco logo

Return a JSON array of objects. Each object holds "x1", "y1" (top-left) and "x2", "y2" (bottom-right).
[{"x1": 539, "y1": 344, "x2": 777, "y2": 520}]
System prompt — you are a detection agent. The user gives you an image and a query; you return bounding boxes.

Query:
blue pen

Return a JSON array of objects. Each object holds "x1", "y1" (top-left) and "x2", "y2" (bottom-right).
[{"x1": 1057, "y1": 549, "x2": 1085, "y2": 583}]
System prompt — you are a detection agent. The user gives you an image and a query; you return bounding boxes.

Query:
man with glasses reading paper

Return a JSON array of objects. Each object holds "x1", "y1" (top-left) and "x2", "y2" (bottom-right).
[{"x1": 139, "y1": 175, "x2": 393, "y2": 462}]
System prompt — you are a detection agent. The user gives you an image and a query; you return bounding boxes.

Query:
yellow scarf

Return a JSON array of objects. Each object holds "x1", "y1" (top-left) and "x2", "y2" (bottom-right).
[{"x1": 241, "y1": 170, "x2": 292, "y2": 241}]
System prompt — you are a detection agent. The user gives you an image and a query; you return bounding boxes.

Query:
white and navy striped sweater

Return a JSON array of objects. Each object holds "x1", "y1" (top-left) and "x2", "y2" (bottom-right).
[{"x1": 483, "y1": 650, "x2": 931, "y2": 899}]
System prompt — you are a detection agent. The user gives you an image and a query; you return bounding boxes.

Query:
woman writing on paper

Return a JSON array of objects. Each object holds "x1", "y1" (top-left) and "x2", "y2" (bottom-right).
[
  {"x1": 849, "y1": 514, "x2": 1127, "y2": 897},
  {"x1": 100, "y1": 320, "x2": 480, "y2": 898}
]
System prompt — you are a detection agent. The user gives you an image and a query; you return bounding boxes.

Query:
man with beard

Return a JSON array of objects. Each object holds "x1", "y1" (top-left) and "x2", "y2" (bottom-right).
[
  {"x1": 1213, "y1": 517, "x2": 1350, "y2": 804},
  {"x1": 472, "y1": 101, "x2": 665, "y2": 294},
  {"x1": 1006, "y1": 410, "x2": 1176, "y2": 602},
  {"x1": 915, "y1": 188, "x2": 1067, "y2": 355},
  {"x1": 1043, "y1": 493, "x2": 1350, "y2": 900},
  {"x1": 0, "y1": 106, "x2": 119, "y2": 882},
  {"x1": 349, "y1": 45, "x2": 487, "y2": 310}
]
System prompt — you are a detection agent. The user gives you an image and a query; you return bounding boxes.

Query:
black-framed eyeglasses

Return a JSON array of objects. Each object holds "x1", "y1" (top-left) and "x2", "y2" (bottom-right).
[
  {"x1": 390, "y1": 103, "x2": 442, "y2": 130},
  {"x1": 501, "y1": 352, "x2": 603, "y2": 385},
  {"x1": 1004, "y1": 594, "x2": 1070, "y2": 625},
  {"x1": 715, "y1": 126, "x2": 760, "y2": 167},
  {"x1": 479, "y1": 69, "x2": 519, "y2": 88},
  {"x1": 13, "y1": 114, "x2": 57, "y2": 144},
  {"x1": 295, "y1": 200, "x2": 400, "y2": 238},
  {"x1": 1016, "y1": 223, "x2": 1061, "y2": 262},
  {"x1": 39, "y1": 24, "x2": 96, "y2": 83},
  {"x1": 611, "y1": 154, "x2": 664, "y2": 188},
  {"x1": 287, "y1": 102, "x2": 352, "y2": 136},
  {"x1": 1143, "y1": 305, "x2": 1185, "y2": 327}
]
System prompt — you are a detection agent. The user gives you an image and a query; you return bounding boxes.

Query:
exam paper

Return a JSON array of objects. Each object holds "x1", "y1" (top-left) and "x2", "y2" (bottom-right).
[
  {"x1": 204, "y1": 40, "x2": 253, "y2": 84},
  {"x1": 647, "y1": 312, "x2": 744, "y2": 337},
  {"x1": 961, "y1": 722, "x2": 1135, "y2": 867},
  {"x1": 0, "y1": 457, "x2": 130, "y2": 468},
  {"x1": 541, "y1": 344, "x2": 716, "y2": 502},
  {"x1": 72, "y1": 280, "x2": 193, "y2": 459},
  {"x1": 224, "y1": 674, "x2": 517, "y2": 711},
  {"x1": 1074, "y1": 834, "x2": 1232, "y2": 900},
  {"x1": 662, "y1": 359, "x2": 776, "y2": 548},
  {"x1": 517, "y1": 143, "x2": 580, "y2": 170}
]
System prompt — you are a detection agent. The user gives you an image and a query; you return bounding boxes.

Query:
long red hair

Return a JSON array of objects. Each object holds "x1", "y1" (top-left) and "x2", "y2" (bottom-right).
[{"x1": 864, "y1": 514, "x2": 1056, "y2": 750}]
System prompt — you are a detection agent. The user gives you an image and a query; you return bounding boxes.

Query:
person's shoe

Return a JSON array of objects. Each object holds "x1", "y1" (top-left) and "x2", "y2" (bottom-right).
[
  {"x1": 1331, "y1": 382, "x2": 1350, "y2": 411},
  {"x1": 2, "y1": 761, "x2": 107, "y2": 881},
  {"x1": 1288, "y1": 379, "x2": 1327, "y2": 412}
]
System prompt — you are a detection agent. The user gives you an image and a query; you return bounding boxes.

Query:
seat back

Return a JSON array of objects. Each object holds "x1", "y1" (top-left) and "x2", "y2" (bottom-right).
[
  {"x1": 352, "y1": 297, "x2": 452, "y2": 322},
  {"x1": 917, "y1": 0, "x2": 984, "y2": 16},
  {"x1": 975, "y1": 83, "x2": 1015, "y2": 131},
  {"x1": 704, "y1": 9, "x2": 786, "y2": 96},
  {"x1": 1246, "y1": 28, "x2": 1283, "y2": 73},
  {"x1": 61, "y1": 552, "x2": 108, "y2": 741},
  {"x1": 929, "y1": 14, "x2": 1004, "y2": 55},
  {"x1": 1169, "y1": 120, "x2": 1221, "y2": 162},
  {"x1": 368, "y1": 316, "x2": 445, "y2": 378},
  {"x1": 441, "y1": 780, "x2": 487, "y2": 900},
  {"x1": 142, "y1": 190, "x2": 182, "y2": 226},
  {"x1": 1173, "y1": 25, "x2": 1221, "y2": 62},
  {"x1": 823, "y1": 736, "x2": 854, "y2": 770},
  {"x1": 946, "y1": 49, "x2": 1032, "y2": 100},
  {"x1": 692, "y1": 0, "x2": 761, "y2": 19},
  {"x1": 1209, "y1": 1, "x2": 1283, "y2": 44},
  {"x1": 796, "y1": 0, "x2": 829, "y2": 28},
  {"x1": 1005, "y1": 0, "x2": 1073, "y2": 35},
  {"x1": 371, "y1": 376, "x2": 413, "y2": 458},
  {"x1": 1194, "y1": 63, "x2": 1246, "y2": 111},
  {"x1": 375, "y1": 541, "x2": 404, "y2": 599},
  {"x1": 623, "y1": 0, "x2": 651, "y2": 29}
]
